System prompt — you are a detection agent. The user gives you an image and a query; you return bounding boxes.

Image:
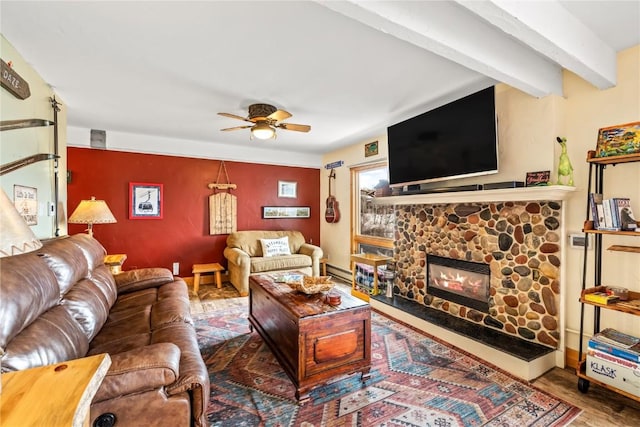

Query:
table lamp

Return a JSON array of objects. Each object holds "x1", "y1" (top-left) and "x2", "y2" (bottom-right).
[
  {"x1": 68, "y1": 196, "x2": 116, "y2": 237},
  {"x1": 0, "y1": 188, "x2": 42, "y2": 257}
]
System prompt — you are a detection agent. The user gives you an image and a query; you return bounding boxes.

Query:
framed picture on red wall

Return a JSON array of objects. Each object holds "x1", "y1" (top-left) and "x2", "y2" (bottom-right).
[{"x1": 129, "y1": 182, "x2": 163, "y2": 219}]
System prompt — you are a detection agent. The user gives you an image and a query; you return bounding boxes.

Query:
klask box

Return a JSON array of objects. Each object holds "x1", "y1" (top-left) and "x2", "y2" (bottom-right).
[{"x1": 586, "y1": 349, "x2": 640, "y2": 397}]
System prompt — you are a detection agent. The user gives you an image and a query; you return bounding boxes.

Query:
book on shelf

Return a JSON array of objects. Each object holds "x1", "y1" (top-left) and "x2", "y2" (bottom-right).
[
  {"x1": 602, "y1": 198, "x2": 616, "y2": 229},
  {"x1": 589, "y1": 193, "x2": 604, "y2": 229},
  {"x1": 593, "y1": 328, "x2": 640, "y2": 349},
  {"x1": 584, "y1": 291, "x2": 619, "y2": 304},
  {"x1": 588, "y1": 339, "x2": 640, "y2": 363},
  {"x1": 613, "y1": 197, "x2": 638, "y2": 231},
  {"x1": 588, "y1": 347, "x2": 640, "y2": 370}
]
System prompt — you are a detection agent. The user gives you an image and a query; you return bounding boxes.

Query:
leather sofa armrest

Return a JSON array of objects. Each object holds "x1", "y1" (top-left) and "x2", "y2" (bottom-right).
[
  {"x1": 223, "y1": 247, "x2": 249, "y2": 267},
  {"x1": 298, "y1": 243, "x2": 323, "y2": 259},
  {"x1": 114, "y1": 268, "x2": 175, "y2": 294},
  {"x1": 93, "y1": 343, "x2": 180, "y2": 402}
]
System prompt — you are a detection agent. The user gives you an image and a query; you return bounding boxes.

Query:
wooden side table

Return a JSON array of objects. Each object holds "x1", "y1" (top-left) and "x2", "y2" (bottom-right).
[
  {"x1": 104, "y1": 254, "x2": 127, "y2": 274},
  {"x1": 319, "y1": 257, "x2": 329, "y2": 276},
  {"x1": 192, "y1": 262, "x2": 224, "y2": 295},
  {"x1": 351, "y1": 253, "x2": 392, "y2": 301},
  {"x1": 1, "y1": 353, "x2": 111, "y2": 427}
]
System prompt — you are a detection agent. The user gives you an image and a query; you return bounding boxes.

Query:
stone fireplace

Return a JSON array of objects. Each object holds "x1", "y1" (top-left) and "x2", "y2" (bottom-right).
[
  {"x1": 368, "y1": 186, "x2": 576, "y2": 379},
  {"x1": 392, "y1": 199, "x2": 563, "y2": 349}
]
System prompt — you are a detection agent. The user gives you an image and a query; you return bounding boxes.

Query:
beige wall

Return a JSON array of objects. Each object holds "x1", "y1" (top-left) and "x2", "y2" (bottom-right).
[
  {"x1": 1, "y1": 35, "x2": 67, "y2": 238},
  {"x1": 322, "y1": 45, "x2": 640, "y2": 350}
]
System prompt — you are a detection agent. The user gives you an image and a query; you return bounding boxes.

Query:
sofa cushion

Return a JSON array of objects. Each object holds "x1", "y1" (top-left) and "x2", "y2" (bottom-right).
[
  {"x1": 2, "y1": 305, "x2": 89, "y2": 371},
  {"x1": 259, "y1": 236, "x2": 291, "y2": 257},
  {"x1": 0, "y1": 252, "x2": 60, "y2": 350},
  {"x1": 62, "y1": 278, "x2": 113, "y2": 340},
  {"x1": 250, "y1": 254, "x2": 311, "y2": 273},
  {"x1": 69, "y1": 233, "x2": 107, "y2": 272},
  {"x1": 38, "y1": 236, "x2": 89, "y2": 296}
]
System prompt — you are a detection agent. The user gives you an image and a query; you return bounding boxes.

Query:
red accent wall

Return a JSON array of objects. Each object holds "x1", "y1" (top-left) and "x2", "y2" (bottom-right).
[{"x1": 67, "y1": 147, "x2": 320, "y2": 276}]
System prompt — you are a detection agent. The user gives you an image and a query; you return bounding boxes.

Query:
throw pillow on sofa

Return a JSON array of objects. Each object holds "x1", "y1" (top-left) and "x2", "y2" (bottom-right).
[{"x1": 260, "y1": 237, "x2": 291, "y2": 257}]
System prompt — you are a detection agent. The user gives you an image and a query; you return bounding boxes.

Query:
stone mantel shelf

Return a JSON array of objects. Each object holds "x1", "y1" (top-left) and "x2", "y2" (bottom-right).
[{"x1": 375, "y1": 185, "x2": 576, "y2": 205}]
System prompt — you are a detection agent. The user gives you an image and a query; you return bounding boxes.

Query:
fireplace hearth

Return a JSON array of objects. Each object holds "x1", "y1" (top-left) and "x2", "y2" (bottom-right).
[{"x1": 427, "y1": 254, "x2": 490, "y2": 313}]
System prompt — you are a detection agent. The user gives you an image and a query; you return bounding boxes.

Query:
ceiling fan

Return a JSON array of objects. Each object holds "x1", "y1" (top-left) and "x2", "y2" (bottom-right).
[{"x1": 218, "y1": 103, "x2": 311, "y2": 140}]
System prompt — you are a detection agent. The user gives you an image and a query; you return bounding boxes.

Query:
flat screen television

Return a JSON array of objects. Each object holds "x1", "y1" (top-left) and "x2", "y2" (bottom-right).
[{"x1": 387, "y1": 86, "x2": 498, "y2": 188}]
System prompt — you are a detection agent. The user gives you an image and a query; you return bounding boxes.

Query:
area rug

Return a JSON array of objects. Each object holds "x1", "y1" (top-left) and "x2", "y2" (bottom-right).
[{"x1": 195, "y1": 306, "x2": 581, "y2": 427}]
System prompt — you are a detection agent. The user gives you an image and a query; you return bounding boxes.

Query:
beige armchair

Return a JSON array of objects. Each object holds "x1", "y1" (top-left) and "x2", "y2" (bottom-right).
[{"x1": 223, "y1": 230, "x2": 323, "y2": 296}]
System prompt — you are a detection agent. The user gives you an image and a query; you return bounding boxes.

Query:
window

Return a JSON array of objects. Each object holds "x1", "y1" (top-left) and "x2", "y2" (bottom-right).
[{"x1": 351, "y1": 163, "x2": 394, "y2": 256}]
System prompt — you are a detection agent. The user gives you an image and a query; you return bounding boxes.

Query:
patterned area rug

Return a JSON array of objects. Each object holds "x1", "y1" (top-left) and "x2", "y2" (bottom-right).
[{"x1": 195, "y1": 306, "x2": 581, "y2": 427}]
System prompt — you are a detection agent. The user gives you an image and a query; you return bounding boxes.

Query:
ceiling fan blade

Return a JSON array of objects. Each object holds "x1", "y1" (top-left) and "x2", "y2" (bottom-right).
[
  {"x1": 267, "y1": 109, "x2": 292, "y2": 122},
  {"x1": 218, "y1": 112, "x2": 252, "y2": 122},
  {"x1": 278, "y1": 123, "x2": 311, "y2": 132},
  {"x1": 221, "y1": 125, "x2": 252, "y2": 131}
]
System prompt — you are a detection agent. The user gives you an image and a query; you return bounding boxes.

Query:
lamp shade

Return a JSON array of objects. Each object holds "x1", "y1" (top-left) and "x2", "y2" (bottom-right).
[
  {"x1": 68, "y1": 196, "x2": 116, "y2": 236},
  {"x1": 0, "y1": 188, "x2": 42, "y2": 257},
  {"x1": 251, "y1": 122, "x2": 275, "y2": 140}
]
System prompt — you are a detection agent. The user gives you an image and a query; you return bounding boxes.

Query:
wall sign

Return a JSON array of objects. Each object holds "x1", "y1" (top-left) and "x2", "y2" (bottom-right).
[
  {"x1": 324, "y1": 160, "x2": 344, "y2": 169},
  {"x1": 13, "y1": 185, "x2": 37, "y2": 225},
  {"x1": 1, "y1": 59, "x2": 31, "y2": 100},
  {"x1": 525, "y1": 170, "x2": 550, "y2": 187}
]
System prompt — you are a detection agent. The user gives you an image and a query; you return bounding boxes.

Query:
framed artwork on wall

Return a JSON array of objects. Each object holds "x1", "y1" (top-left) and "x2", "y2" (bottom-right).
[
  {"x1": 595, "y1": 121, "x2": 640, "y2": 157},
  {"x1": 129, "y1": 182, "x2": 163, "y2": 219},
  {"x1": 262, "y1": 206, "x2": 310, "y2": 219},
  {"x1": 365, "y1": 140, "x2": 379, "y2": 157},
  {"x1": 278, "y1": 181, "x2": 297, "y2": 198}
]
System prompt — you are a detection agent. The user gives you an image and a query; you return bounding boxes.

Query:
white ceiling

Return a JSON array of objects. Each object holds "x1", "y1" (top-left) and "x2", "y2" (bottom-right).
[{"x1": 1, "y1": 1, "x2": 639, "y2": 161}]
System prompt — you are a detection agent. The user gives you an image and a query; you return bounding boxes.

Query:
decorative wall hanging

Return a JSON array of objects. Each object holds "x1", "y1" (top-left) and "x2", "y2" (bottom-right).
[
  {"x1": 262, "y1": 206, "x2": 310, "y2": 219},
  {"x1": 208, "y1": 161, "x2": 237, "y2": 235},
  {"x1": 129, "y1": 182, "x2": 163, "y2": 219}
]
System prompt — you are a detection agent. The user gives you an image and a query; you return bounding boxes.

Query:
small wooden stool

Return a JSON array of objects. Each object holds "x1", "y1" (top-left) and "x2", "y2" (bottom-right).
[
  {"x1": 192, "y1": 262, "x2": 224, "y2": 295},
  {"x1": 319, "y1": 257, "x2": 329, "y2": 276}
]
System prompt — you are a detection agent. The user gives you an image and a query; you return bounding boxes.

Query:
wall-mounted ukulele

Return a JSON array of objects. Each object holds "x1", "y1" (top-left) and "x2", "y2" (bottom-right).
[{"x1": 325, "y1": 168, "x2": 340, "y2": 223}]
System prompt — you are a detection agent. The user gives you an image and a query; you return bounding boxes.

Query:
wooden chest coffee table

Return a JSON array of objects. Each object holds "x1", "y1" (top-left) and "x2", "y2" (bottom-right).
[{"x1": 248, "y1": 273, "x2": 371, "y2": 403}]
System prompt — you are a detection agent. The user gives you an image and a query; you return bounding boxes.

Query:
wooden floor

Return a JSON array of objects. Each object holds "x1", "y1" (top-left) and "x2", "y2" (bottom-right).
[
  {"x1": 191, "y1": 281, "x2": 640, "y2": 426},
  {"x1": 532, "y1": 367, "x2": 640, "y2": 426}
]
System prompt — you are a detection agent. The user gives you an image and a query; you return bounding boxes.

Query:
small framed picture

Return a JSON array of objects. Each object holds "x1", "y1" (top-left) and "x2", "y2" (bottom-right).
[
  {"x1": 129, "y1": 182, "x2": 163, "y2": 219},
  {"x1": 278, "y1": 181, "x2": 297, "y2": 198},
  {"x1": 13, "y1": 185, "x2": 38, "y2": 225},
  {"x1": 365, "y1": 141, "x2": 379, "y2": 157}
]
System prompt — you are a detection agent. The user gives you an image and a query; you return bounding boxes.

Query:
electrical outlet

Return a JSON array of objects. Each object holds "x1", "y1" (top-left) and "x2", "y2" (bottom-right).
[
  {"x1": 569, "y1": 233, "x2": 591, "y2": 249},
  {"x1": 172, "y1": 262, "x2": 180, "y2": 275}
]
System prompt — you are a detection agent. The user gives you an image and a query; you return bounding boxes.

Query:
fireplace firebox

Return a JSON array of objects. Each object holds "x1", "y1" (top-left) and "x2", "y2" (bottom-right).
[{"x1": 426, "y1": 254, "x2": 490, "y2": 313}]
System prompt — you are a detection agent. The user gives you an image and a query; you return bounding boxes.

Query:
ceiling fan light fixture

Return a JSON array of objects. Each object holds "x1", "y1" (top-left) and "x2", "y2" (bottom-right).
[{"x1": 251, "y1": 122, "x2": 276, "y2": 140}]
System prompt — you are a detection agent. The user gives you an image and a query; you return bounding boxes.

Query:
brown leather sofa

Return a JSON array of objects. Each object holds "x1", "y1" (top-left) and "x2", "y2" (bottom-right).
[{"x1": 0, "y1": 234, "x2": 209, "y2": 427}]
